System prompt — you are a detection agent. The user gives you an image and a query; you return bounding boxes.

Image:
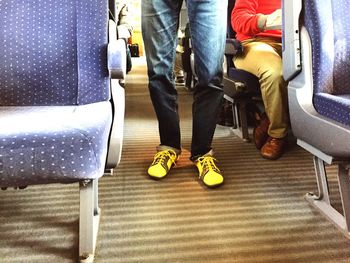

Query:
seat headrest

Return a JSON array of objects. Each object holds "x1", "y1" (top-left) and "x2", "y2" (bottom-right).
[{"x1": 0, "y1": 0, "x2": 110, "y2": 106}]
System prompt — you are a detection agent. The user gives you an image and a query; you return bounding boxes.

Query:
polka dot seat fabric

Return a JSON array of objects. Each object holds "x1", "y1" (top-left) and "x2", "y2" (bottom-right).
[
  {"x1": 0, "y1": 0, "x2": 113, "y2": 187},
  {"x1": 304, "y1": 0, "x2": 350, "y2": 127},
  {"x1": 0, "y1": 103, "x2": 111, "y2": 187}
]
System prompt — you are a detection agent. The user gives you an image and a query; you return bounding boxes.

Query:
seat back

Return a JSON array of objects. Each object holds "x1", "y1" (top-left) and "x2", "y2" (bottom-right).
[
  {"x1": 225, "y1": 0, "x2": 260, "y2": 91},
  {"x1": 0, "y1": 1, "x2": 125, "y2": 260},
  {"x1": 0, "y1": 0, "x2": 110, "y2": 106},
  {"x1": 304, "y1": 0, "x2": 350, "y2": 96},
  {"x1": 182, "y1": 23, "x2": 192, "y2": 73},
  {"x1": 227, "y1": 0, "x2": 236, "y2": 39},
  {"x1": 304, "y1": 0, "x2": 350, "y2": 127},
  {"x1": 109, "y1": 0, "x2": 116, "y2": 20},
  {"x1": 224, "y1": 0, "x2": 237, "y2": 72}
]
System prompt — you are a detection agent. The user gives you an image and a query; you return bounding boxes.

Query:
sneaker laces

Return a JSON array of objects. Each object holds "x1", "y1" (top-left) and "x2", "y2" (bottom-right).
[
  {"x1": 197, "y1": 156, "x2": 220, "y2": 178},
  {"x1": 152, "y1": 149, "x2": 177, "y2": 166}
]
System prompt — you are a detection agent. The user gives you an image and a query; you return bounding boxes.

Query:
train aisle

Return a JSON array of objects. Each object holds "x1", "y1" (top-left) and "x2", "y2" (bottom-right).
[{"x1": 95, "y1": 57, "x2": 350, "y2": 262}]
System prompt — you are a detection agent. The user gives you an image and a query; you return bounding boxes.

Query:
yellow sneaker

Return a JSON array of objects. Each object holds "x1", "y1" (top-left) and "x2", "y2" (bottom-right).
[
  {"x1": 196, "y1": 155, "x2": 224, "y2": 188},
  {"x1": 148, "y1": 149, "x2": 178, "y2": 179}
]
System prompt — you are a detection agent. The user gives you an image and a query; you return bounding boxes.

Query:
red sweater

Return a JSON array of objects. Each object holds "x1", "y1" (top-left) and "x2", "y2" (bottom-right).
[{"x1": 231, "y1": 0, "x2": 281, "y2": 41}]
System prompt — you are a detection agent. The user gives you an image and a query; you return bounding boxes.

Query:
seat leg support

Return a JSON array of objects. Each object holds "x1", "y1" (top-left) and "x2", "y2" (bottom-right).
[
  {"x1": 238, "y1": 101, "x2": 250, "y2": 142},
  {"x1": 305, "y1": 156, "x2": 350, "y2": 238},
  {"x1": 79, "y1": 179, "x2": 101, "y2": 263},
  {"x1": 337, "y1": 164, "x2": 350, "y2": 231},
  {"x1": 310, "y1": 156, "x2": 331, "y2": 203},
  {"x1": 229, "y1": 100, "x2": 251, "y2": 142}
]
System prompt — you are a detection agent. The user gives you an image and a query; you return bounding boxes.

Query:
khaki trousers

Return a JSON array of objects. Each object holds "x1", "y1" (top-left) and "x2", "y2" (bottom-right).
[{"x1": 234, "y1": 37, "x2": 288, "y2": 138}]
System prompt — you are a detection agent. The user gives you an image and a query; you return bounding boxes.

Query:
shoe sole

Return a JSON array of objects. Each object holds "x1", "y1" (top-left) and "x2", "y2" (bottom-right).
[
  {"x1": 204, "y1": 181, "x2": 224, "y2": 189},
  {"x1": 260, "y1": 152, "x2": 283, "y2": 160},
  {"x1": 148, "y1": 174, "x2": 166, "y2": 180}
]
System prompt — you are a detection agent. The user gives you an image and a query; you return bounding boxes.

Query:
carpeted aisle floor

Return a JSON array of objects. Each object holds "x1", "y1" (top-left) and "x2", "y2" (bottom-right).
[{"x1": 95, "y1": 57, "x2": 350, "y2": 263}]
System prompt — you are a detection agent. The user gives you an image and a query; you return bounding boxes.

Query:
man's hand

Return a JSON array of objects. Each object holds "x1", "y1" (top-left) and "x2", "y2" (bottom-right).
[{"x1": 266, "y1": 9, "x2": 282, "y2": 30}]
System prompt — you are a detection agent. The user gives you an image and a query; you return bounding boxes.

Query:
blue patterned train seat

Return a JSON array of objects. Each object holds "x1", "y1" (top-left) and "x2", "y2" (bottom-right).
[
  {"x1": 0, "y1": 0, "x2": 126, "y2": 261},
  {"x1": 283, "y1": 0, "x2": 350, "y2": 240}
]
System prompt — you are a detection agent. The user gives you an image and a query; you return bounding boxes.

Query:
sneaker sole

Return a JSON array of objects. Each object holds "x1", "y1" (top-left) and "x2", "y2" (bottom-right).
[
  {"x1": 148, "y1": 174, "x2": 166, "y2": 180},
  {"x1": 200, "y1": 180, "x2": 224, "y2": 189}
]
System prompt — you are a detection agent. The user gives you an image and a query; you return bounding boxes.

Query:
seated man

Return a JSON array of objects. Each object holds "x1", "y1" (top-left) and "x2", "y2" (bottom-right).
[{"x1": 231, "y1": 0, "x2": 288, "y2": 160}]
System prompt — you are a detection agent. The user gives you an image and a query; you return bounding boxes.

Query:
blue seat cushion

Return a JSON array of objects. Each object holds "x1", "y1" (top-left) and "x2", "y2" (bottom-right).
[
  {"x1": 0, "y1": 102, "x2": 112, "y2": 187},
  {"x1": 313, "y1": 93, "x2": 350, "y2": 127}
]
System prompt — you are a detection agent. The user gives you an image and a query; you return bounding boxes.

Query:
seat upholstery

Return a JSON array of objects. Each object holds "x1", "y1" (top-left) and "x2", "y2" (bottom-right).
[
  {"x1": 0, "y1": 1, "x2": 110, "y2": 106},
  {"x1": 313, "y1": 93, "x2": 350, "y2": 126},
  {"x1": 0, "y1": 0, "x2": 112, "y2": 187},
  {"x1": 0, "y1": 103, "x2": 111, "y2": 187},
  {"x1": 0, "y1": 0, "x2": 125, "y2": 261},
  {"x1": 304, "y1": 0, "x2": 350, "y2": 127}
]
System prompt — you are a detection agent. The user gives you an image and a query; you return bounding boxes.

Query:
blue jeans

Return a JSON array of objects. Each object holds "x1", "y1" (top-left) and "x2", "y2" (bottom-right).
[{"x1": 142, "y1": 0, "x2": 227, "y2": 160}]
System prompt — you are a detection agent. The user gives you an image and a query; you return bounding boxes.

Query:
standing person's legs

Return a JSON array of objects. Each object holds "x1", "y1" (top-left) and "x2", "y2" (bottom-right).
[
  {"x1": 142, "y1": 0, "x2": 182, "y2": 152},
  {"x1": 186, "y1": 0, "x2": 227, "y2": 160},
  {"x1": 142, "y1": 0, "x2": 183, "y2": 179},
  {"x1": 186, "y1": 0, "x2": 227, "y2": 187}
]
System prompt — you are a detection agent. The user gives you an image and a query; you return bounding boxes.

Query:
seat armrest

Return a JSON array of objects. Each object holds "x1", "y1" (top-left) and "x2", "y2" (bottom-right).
[
  {"x1": 225, "y1": 38, "x2": 243, "y2": 56},
  {"x1": 108, "y1": 40, "x2": 126, "y2": 79},
  {"x1": 109, "y1": 0, "x2": 116, "y2": 21},
  {"x1": 105, "y1": 79, "x2": 125, "y2": 170},
  {"x1": 282, "y1": 0, "x2": 302, "y2": 81},
  {"x1": 109, "y1": 19, "x2": 117, "y2": 41},
  {"x1": 108, "y1": 19, "x2": 126, "y2": 79},
  {"x1": 224, "y1": 38, "x2": 243, "y2": 72}
]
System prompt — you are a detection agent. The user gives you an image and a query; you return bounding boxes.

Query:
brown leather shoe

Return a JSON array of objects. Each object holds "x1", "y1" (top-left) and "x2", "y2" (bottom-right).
[
  {"x1": 253, "y1": 113, "x2": 270, "y2": 149},
  {"x1": 260, "y1": 136, "x2": 286, "y2": 160}
]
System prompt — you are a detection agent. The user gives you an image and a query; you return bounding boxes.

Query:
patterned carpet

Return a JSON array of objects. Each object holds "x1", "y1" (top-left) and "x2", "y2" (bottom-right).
[{"x1": 1, "y1": 57, "x2": 349, "y2": 263}]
